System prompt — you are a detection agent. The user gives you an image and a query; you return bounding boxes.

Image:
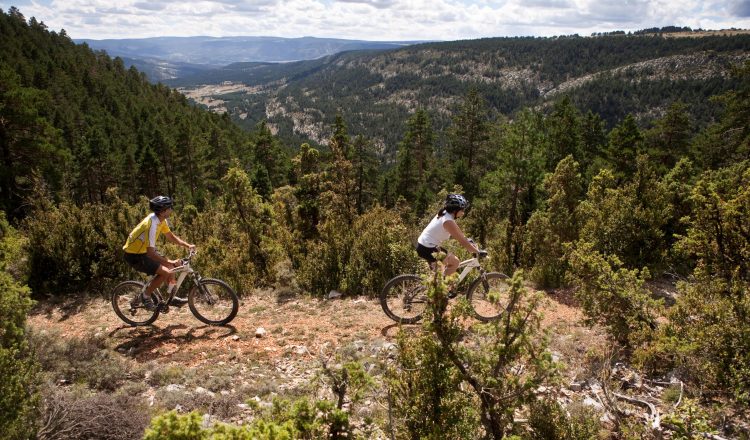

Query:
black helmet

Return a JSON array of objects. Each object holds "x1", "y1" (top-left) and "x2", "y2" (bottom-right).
[
  {"x1": 149, "y1": 195, "x2": 173, "y2": 213},
  {"x1": 445, "y1": 193, "x2": 469, "y2": 212}
]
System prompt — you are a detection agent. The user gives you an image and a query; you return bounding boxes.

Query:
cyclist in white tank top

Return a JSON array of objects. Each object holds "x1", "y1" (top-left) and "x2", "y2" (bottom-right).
[{"x1": 416, "y1": 194, "x2": 480, "y2": 275}]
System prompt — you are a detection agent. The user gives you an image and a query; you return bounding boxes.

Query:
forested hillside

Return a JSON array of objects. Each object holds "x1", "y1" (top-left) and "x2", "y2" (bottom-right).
[
  {"x1": 0, "y1": 7, "x2": 269, "y2": 216},
  {"x1": 1, "y1": 6, "x2": 749, "y2": 439},
  {"x1": 169, "y1": 32, "x2": 750, "y2": 154}
]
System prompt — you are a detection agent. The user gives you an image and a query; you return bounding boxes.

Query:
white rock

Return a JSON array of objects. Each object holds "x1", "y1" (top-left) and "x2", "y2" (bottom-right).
[
  {"x1": 195, "y1": 387, "x2": 216, "y2": 397},
  {"x1": 165, "y1": 384, "x2": 185, "y2": 392},
  {"x1": 583, "y1": 396, "x2": 603, "y2": 409},
  {"x1": 328, "y1": 290, "x2": 343, "y2": 299},
  {"x1": 255, "y1": 327, "x2": 267, "y2": 338}
]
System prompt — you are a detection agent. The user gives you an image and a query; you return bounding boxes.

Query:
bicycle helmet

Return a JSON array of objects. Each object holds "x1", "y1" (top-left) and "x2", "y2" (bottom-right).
[
  {"x1": 444, "y1": 194, "x2": 469, "y2": 212},
  {"x1": 149, "y1": 195, "x2": 173, "y2": 213}
]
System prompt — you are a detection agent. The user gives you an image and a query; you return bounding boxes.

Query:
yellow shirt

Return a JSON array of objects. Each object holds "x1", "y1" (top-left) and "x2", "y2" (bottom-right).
[{"x1": 122, "y1": 213, "x2": 171, "y2": 254}]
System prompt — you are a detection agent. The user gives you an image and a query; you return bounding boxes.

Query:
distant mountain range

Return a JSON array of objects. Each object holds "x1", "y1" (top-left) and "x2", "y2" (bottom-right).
[
  {"x1": 158, "y1": 33, "x2": 750, "y2": 153},
  {"x1": 74, "y1": 36, "x2": 425, "y2": 80}
]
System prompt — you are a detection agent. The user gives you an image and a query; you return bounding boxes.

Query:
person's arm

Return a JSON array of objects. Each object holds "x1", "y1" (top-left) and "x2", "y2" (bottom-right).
[
  {"x1": 146, "y1": 246, "x2": 173, "y2": 266},
  {"x1": 165, "y1": 231, "x2": 195, "y2": 250},
  {"x1": 443, "y1": 220, "x2": 480, "y2": 254}
]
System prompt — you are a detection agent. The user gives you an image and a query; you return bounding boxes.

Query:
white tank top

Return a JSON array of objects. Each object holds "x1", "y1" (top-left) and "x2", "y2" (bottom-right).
[{"x1": 417, "y1": 212, "x2": 455, "y2": 248}]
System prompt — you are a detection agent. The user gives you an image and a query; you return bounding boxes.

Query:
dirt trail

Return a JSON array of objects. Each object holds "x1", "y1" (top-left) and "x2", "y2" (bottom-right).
[{"x1": 28, "y1": 288, "x2": 606, "y2": 383}]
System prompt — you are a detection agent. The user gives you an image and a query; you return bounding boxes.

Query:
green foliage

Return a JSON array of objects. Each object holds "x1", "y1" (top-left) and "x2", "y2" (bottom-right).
[
  {"x1": 567, "y1": 241, "x2": 661, "y2": 347},
  {"x1": 663, "y1": 399, "x2": 717, "y2": 440},
  {"x1": 447, "y1": 86, "x2": 491, "y2": 200},
  {"x1": 691, "y1": 61, "x2": 750, "y2": 170},
  {"x1": 577, "y1": 156, "x2": 672, "y2": 270},
  {"x1": 641, "y1": 161, "x2": 750, "y2": 400},
  {"x1": 341, "y1": 206, "x2": 421, "y2": 296},
  {"x1": 22, "y1": 188, "x2": 141, "y2": 294},
  {"x1": 0, "y1": 212, "x2": 38, "y2": 440},
  {"x1": 524, "y1": 155, "x2": 584, "y2": 287},
  {"x1": 387, "y1": 326, "x2": 480, "y2": 439},
  {"x1": 480, "y1": 109, "x2": 547, "y2": 273},
  {"x1": 394, "y1": 108, "x2": 436, "y2": 216},
  {"x1": 0, "y1": 212, "x2": 28, "y2": 282},
  {"x1": 143, "y1": 411, "x2": 207, "y2": 440},
  {"x1": 0, "y1": 9, "x2": 252, "y2": 215},
  {"x1": 675, "y1": 161, "x2": 750, "y2": 283},
  {"x1": 525, "y1": 399, "x2": 603, "y2": 440},
  {"x1": 415, "y1": 269, "x2": 555, "y2": 439}
]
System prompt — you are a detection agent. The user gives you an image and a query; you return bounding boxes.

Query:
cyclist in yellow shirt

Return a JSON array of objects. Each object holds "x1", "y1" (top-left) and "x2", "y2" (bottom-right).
[{"x1": 122, "y1": 196, "x2": 195, "y2": 310}]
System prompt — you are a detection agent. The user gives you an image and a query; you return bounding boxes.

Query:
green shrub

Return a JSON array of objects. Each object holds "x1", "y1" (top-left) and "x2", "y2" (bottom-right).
[
  {"x1": 524, "y1": 155, "x2": 583, "y2": 288},
  {"x1": 567, "y1": 241, "x2": 661, "y2": 348},
  {"x1": 29, "y1": 331, "x2": 129, "y2": 391},
  {"x1": 0, "y1": 221, "x2": 38, "y2": 439},
  {"x1": 143, "y1": 411, "x2": 207, "y2": 440},
  {"x1": 388, "y1": 270, "x2": 556, "y2": 439},
  {"x1": 663, "y1": 398, "x2": 717, "y2": 440},
  {"x1": 341, "y1": 206, "x2": 422, "y2": 297},
  {"x1": 636, "y1": 163, "x2": 750, "y2": 401},
  {"x1": 526, "y1": 399, "x2": 603, "y2": 440},
  {"x1": 0, "y1": 212, "x2": 28, "y2": 282},
  {"x1": 576, "y1": 157, "x2": 672, "y2": 271},
  {"x1": 22, "y1": 188, "x2": 142, "y2": 295}
]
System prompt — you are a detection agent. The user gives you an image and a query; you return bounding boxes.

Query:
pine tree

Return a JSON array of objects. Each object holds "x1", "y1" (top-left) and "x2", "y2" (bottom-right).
[
  {"x1": 447, "y1": 86, "x2": 490, "y2": 200},
  {"x1": 395, "y1": 109, "x2": 434, "y2": 215}
]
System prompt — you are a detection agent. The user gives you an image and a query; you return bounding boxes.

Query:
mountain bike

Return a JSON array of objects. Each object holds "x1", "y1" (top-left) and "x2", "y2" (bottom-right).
[
  {"x1": 380, "y1": 249, "x2": 511, "y2": 324},
  {"x1": 112, "y1": 250, "x2": 239, "y2": 326}
]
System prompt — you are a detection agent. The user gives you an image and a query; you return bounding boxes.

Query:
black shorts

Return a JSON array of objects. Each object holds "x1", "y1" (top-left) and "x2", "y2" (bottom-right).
[
  {"x1": 123, "y1": 252, "x2": 160, "y2": 276},
  {"x1": 416, "y1": 243, "x2": 446, "y2": 264}
]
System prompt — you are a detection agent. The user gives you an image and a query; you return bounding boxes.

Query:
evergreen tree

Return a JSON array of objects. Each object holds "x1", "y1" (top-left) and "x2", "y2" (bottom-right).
[
  {"x1": 447, "y1": 86, "x2": 490, "y2": 200},
  {"x1": 394, "y1": 109, "x2": 435, "y2": 215},
  {"x1": 645, "y1": 101, "x2": 693, "y2": 171},
  {"x1": 481, "y1": 109, "x2": 547, "y2": 271},
  {"x1": 545, "y1": 96, "x2": 583, "y2": 170},
  {"x1": 350, "y1": 135, "x2": 378, "y2": 215},
  {"x1": 579, "y1": 110, "x2": 608, "y2": 180},
  {"x1": 606, "y1": 113, "x2": 644, "y2": 177},
  {"x1": 251, "y1": 119, "x2": 287, "y2": 189}
]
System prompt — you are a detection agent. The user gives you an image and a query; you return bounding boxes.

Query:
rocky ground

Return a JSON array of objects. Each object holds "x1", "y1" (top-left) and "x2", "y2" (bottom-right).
[{"x1": 28, "y1": 283, "x2": 745, "y2": 438}]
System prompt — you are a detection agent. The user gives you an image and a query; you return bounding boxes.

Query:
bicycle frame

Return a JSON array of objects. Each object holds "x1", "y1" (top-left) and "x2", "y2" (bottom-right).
[
  {"x1": 455, "y1": 256, "x2": 484, "y2": 284},
  {"x1": 148, "y1": 252, "x2": 200, "y2": 301}
]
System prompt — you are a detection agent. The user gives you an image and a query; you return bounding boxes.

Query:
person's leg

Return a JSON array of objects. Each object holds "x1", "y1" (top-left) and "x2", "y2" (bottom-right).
[
  {"x1": 144, "y1": 264, "x2": 171, "y2": 298},
  {"x1": 443, "y1": 254, "x2": 460, "y2": 276}
]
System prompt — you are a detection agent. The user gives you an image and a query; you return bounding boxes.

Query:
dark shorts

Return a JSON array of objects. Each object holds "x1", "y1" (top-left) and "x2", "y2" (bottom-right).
[
  {"x1": 123, "y1": 252, "x2": 160, "y2": 276},
  {"x1": 416, "y1": 243, "x2": 446, "y2": 264}
]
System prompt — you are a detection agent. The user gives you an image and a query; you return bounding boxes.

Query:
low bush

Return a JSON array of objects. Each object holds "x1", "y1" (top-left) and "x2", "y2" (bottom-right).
[
  {"x1": 37, "y1": 386, "x2": 149, "y2": 440},
  {"x1": 29, "y1": 331, "x2": 129, "y2": 391},
  {"x1": 525, "y1": 399, "x2": 604, "y2": 439},
  {"x1": 567, "y1": 241, "x2": 661, "y2": 348}
]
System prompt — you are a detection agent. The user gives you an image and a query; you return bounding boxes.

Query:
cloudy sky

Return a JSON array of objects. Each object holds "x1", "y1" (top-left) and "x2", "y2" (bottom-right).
[{"x1": 3, "y1": 0, "x2": 749, "y2": 41}]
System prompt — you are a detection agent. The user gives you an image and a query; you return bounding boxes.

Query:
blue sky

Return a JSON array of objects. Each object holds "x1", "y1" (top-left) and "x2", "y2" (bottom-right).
[{"x1": 3, "y1": 0, "x2": 749, "y2": 41}]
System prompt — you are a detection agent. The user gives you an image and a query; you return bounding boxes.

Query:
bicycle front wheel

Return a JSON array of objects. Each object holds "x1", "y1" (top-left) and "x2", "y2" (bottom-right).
[
  {"x1": 466, "y1": 272, "x2": 511, "y2": 322},
  {"x1": 111, "y1": 281, "x2": 160, "y2": 326},
  {"x1": 380, "y1": 274, "x2": 427, "y2": 324},
  {"x1": 188, "y1": 278, "x2": 239, "y2": 325}
]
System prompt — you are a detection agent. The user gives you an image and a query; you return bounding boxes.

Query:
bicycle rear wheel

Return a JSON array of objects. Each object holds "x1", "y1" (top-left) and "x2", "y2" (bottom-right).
[
  {"x1": 188, "y1": 278, "x2": 239, "y2": 325},
  {"x1": 466, "y1": 272, "x2": 511, "y2": 322},
  {"x1": 111, "y1": 281, "x2": 160, "y2": 326},
  {"x1": 380, "y1": 274, "x2": 427, "y2": 324}
]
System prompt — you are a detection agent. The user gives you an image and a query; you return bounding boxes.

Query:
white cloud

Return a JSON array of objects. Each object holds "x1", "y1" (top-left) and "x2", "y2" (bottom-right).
[{"x1": 3, "y1": 0, "x2": 748, "y2": 40}]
